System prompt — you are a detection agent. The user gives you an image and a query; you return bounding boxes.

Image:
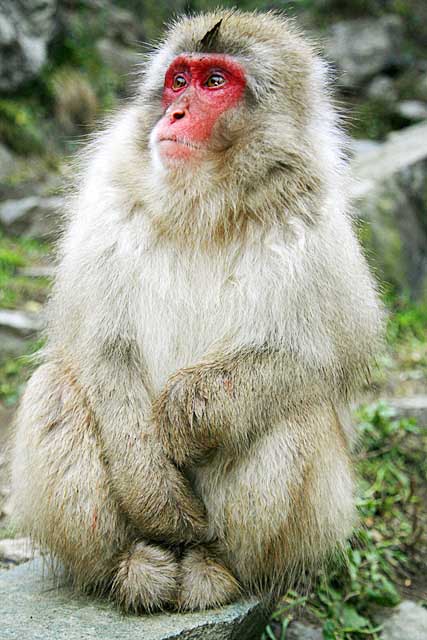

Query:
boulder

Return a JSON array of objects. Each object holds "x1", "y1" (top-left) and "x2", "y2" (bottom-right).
[
  {"x1": 0, "y1": 309, "x2": 43, "y2": 335},
  {"x1": 366, "y1": 75, "x2": 398, "y2": 103},
  {"x1": 0, "y1": 309, "x2": 43, "y2": 358},
  {"x1": 96, "y1": 39, "x2": 141, "y2": 81},
  {"x1": 351, "y1": 122, "x2": 427, "y2": 300},
  {"x1": 17, "y1": 265, "x2": 55, "y2": 278},
  {"x1": 396, "y1": 100, "x2": 427, "y2": 122},
  {"x1": 325, "y1": 16, "x2": 403, "y2": 88},
  {"x1": 379, "y1": 601, "x2": 427, "y2": 640},
  {"x1": 0, "y1": 538, "x2": 35, "y2": 565},
  {"x1": 103, "y1": 4, "x2": 145, "y2": 48},
  {"x1": 286, "y1": 621, "x2": 323, "y2": 639},
  {"x1": 0, "y1": 0, "x2": 57, "y2": 91},
  {"x1": 0, "y1": 144, "x2": 16, "y2": 181},
  {"x1": 0, "y1": 195, "x2": 64, "y2": 239},
  {"x1": 0, "y1": 559, "x2": 268, "y2": 640},
  {"x1": 388, "y1": 396, "x2": 427, "y2": 426}
]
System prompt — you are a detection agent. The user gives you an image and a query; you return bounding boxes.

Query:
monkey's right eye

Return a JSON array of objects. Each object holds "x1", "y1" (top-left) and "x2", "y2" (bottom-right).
[{"x1": 172, "y1": 75, "x2": 187, "y2": 91}]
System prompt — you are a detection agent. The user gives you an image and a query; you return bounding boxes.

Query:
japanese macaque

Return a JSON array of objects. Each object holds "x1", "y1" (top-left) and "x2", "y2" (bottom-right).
[{"x1": 11, "y1": 10, "x2": 383, "y2": 613}]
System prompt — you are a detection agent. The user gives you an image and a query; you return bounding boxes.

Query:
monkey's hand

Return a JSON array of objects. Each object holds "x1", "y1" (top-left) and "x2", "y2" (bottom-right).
[
  {"x1": 153, "y1": 365, "x2": 234, "y2": 468},
  {"x1": 139, "y1": 437, "x2": 209, "y2": 543},
  {"x1": 154, "y1": 347, "x2": 315, "y2": 467},
  {"x1": 154, "y1": 333, "x2": 366, "y2": 469}
]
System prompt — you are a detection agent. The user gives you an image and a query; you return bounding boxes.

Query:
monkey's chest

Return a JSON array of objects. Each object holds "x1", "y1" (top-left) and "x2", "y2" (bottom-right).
[
  {"x1": 136, "y1": 255, "x2": 239, "y2": 391},
  {"x1": 135, "y1": 242, "x2": 284, "y2": 391}
]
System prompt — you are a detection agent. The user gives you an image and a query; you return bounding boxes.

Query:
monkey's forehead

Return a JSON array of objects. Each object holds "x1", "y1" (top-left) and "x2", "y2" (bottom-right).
[{"x1": 165, "y1": 10, "x2": 303, "y2": 57}]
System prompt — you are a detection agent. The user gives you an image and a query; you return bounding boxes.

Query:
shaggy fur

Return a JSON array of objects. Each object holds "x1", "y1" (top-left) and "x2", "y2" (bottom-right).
[{"x1": 11, "y1": 10, "x2": 383, "y2": 611}]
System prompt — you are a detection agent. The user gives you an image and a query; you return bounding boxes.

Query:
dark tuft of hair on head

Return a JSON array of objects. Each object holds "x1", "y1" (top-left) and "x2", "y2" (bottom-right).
[{"x1": 199, "y1": 19, "x2": 222, "y2": 50}]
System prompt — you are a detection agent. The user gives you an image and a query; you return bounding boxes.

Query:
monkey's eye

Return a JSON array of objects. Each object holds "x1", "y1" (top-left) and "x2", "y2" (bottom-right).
[
  {"x1": 205, "y1": 73, "x2": 226, "y2": 88},
  {"x1": 172, "y1": 74, "x2": 187, "y2": 91}
]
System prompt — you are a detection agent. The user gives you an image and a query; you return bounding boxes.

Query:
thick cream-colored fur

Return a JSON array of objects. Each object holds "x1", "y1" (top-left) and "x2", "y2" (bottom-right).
[{"x1": 11, "y1": 10, "x2": 383, "y2": 611}]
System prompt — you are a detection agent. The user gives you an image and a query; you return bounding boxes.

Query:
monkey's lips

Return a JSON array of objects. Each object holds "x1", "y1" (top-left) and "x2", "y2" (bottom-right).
[{"x1": 157, "y1": 136, "x2": 203, "y2": 160}]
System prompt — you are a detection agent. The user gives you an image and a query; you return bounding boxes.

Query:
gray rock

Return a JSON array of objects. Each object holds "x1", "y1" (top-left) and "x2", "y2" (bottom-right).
[
  {"x1": 0, "y1": 195, "x2": 63, "y2": 239},
  {"x1": 0, "y1": 559, "x2": 268, "y2": 639},
  {"x1": 286, "y1": 621, "x2": 323, "y2": 640},
  {"x1": 0, "y1": 538, "x2": 36, "y2": 565},
  {"x1": 325, "y1": 16, "x2": 403, "y2": 88},
  {"x1": 96, "y1": 38, "x2": 141, "y2": 80},
  {"x1": 0, "y1": 332, "x2": 29, "y2": 359},
  {"x1": 350, "y1": 139, "x2": 381, "y2": 158},
  {"x1": 0, "y1": 168, "x2": 62, "y2": 202},
  {"x1": 17, "y1": 265, "x2": 55, "y2": 278},
  {"x1": 366, "y1": 75, "x2": 398, "y2": 103},
  {"x1": 380, "y1": 601, "x2": 427, "y2": 640},
  {"x1": 103, "y1": 4, "x2": 145, "y2": 48},
  {"x1": 0, "y1": 309, "x2": 43, "y2": 358},
  {"x1": 0, "y1": 143, "x2": 16, "y2": 181},
  {"x1": 351, "y1": 122, "x2": 427, "y2": 299},
  {"x1": 0, "y1": 0, "x2": 57, "y2": 91},
  {"x1": 396, "y1": 100, "x2": 427, "y2": 122},
  {"x1": 0, "y1": 309, "x2": 43, "y2": 335},
  {"x1": 387, "y1": 396, "x2": 427, "y2": 426}
]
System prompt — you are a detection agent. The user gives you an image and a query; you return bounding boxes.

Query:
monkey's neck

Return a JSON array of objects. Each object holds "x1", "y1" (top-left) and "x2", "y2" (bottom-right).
[{"x1": 139, "y1": 164, "x2": 249, "y2": 248}]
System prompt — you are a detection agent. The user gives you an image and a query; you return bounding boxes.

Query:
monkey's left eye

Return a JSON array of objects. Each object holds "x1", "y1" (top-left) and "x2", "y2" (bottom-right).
[
  {"x1": 205, "y1": 73, "x2": 226, "y2": 88},
  {"x1": 172, "y1": 74, "x2": 187, "y2": 91}
]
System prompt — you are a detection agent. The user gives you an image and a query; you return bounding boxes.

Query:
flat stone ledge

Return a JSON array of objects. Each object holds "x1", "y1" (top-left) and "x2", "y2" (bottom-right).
[{"x1": 0, "y1": 559, "x2": 268, "y2": 640}]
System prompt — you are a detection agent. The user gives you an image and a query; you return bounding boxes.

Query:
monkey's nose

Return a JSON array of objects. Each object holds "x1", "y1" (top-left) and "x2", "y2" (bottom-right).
[{"x1": 171, "y1": 108, "x2": 186, "y2": 120}]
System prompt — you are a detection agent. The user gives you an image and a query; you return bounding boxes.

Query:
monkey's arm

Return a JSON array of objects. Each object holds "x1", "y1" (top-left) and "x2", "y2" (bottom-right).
[
  {"x1": 154, "y1": 345, "x2": 361, "y2": 467},
  {"x1": 80, "y1": 349, "x2": 207, "y2": 542}
]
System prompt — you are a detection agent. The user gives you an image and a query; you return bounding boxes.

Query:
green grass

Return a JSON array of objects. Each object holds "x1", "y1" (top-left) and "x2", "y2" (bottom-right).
[
  {"x1": 0, "y1": 342, "x2": 42, "y2": 407},
  {"x1": 263, "y1": 403, "x2": 427, "y2": 639},
  {"x1": 0, "y1": 232, "x2": 50, "y2": 405},
  {"x1": 386, "y1": 295, "x2": 427, "y2": 344},
  {"x1": 0, "y1": 99, "x2": 46, "y2": 155},
  {"x1": 0, "y1": 231, "x2": 50, "y2": 310},
  {"x1": 376, "y1": 294, "x2": 427, "y2": 396}
]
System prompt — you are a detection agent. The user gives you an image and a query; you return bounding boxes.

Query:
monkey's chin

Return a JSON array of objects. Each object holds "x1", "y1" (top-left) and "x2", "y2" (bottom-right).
[{"x1": 157, "y1": 139, "x2": 204, "y2": 164}]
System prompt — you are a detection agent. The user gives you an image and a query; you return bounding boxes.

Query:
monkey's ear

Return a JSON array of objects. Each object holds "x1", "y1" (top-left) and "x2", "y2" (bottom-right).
[{"x1": 199, "y1": 19, "x2": 222, "y2": 50}]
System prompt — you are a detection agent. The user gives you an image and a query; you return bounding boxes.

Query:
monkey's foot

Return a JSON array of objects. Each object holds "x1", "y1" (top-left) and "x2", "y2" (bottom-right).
[
  {"x1": 112, "y1": 541, "x2": 179, "y2": 612},
  {"x1": 178, "y1": 545, "x2": 241, "y2": 611}
]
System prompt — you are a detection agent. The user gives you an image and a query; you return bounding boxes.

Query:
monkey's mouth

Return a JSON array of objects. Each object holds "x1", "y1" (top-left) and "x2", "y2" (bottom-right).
[
  {"x1": 157, "y1": 136, "x2": 204, "y2": 162},
  {"x1": 158, "y1": 137, "x2": 202, "y2": 151}
]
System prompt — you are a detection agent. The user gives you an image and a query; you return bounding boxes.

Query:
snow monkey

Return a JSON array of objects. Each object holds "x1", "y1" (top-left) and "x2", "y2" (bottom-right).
[{"x1": 11, "y1": 10, "x2": 383, "y2": 613}]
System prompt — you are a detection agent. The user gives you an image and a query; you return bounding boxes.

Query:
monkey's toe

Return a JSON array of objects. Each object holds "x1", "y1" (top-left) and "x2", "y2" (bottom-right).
[
  {"x1": 178, "y1": 545, "x2": 241, "y2": 611},
  {"x1": 112, "y1": 541, "x2": 179, "y2": 612}
]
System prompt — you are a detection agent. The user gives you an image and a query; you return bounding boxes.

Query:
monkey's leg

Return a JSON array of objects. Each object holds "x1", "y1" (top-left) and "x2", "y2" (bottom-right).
[
  {"x1": 178, "y1": 544, "x2": 241, "y2": 611},
  {"x1": 194, "y1": 406, "x2": 356, "y2": 600},
  {"x1": 12, "y1": 363, "x2": 183, "y2": 611}
]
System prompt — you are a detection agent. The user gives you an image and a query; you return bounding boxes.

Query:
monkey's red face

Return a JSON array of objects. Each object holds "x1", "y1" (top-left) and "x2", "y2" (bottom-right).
[{"x1": 153, "y1": 54, "x2": 246, "y2": 162}]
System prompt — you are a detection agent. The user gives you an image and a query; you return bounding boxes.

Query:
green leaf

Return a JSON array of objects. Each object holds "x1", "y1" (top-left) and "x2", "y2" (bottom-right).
[
  {"x1": 322, "y1": 619, "x2": 338, "y2": 639},
  {"x1": 366, "y1": 579, "x2": 400, "y2": 607},
  {"x1": 341, "y1": 605, "x2": 370, "y2": 630}
]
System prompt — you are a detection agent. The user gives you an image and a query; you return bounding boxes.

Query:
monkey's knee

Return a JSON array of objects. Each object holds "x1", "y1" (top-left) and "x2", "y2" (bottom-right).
[
  {"x1": 178, "y1": 545, "x2": 241, "y2": 611},
  {"x1": 112, "y1": 541, "x2": 179, "y2": 612},
  {"x1": 283, "y1": 455, "x2": 356, "y2": 572}
]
